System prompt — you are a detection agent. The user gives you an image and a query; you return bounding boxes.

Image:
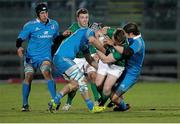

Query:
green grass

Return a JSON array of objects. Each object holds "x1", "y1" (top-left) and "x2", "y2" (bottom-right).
[{"x1": 0, "y1": 82, "x2": 180, "y2": 123}]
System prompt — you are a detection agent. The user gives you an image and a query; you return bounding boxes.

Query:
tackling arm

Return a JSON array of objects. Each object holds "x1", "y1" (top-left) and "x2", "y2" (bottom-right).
[
  {"x1": 96, "y1": 50, "x2": 116, "y2": 64},
  {"x1": 88, "y1": 36, "x2": 106, "y2": 54},
  {"x1": 84, "y1": 53, "x2": 98, "y2": 69},
  {"x1": 113, "y1": 45, "x2": 134, "y2": 59}
]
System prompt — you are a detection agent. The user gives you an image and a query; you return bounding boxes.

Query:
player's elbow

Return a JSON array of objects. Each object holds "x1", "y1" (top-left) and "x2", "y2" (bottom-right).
[{"x1": 122, "y1": 47, "x2": 134, "y2": 59}]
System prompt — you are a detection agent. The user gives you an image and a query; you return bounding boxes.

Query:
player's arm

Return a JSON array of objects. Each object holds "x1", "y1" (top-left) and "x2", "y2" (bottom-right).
[
  {"x1": 16, "y1": 22, "x2": 31, "y2": 58},
  {"x1": 113, "y1": 45, "x2": 134, "y2": 60},
  {"x1": 16, "y1": 38, "x2": 24, "y2": 58},
  {"x1": 62, "y1": 22, "x2": 79, "y2": 37},
  {"x1": 53, "y1": 33, "x2": 67, "y2": 44},
  {"x1": 96, "y1": 50, "x2": 116, "y2": 64},
  {"x1": 84, "y1": 53, "x2": 98, "y2": 69},
  {"x1": 83, "y1": 48, "x2": 98, "y2": 69},
  {"x1": 103, "y1": 36, "x2": 133, "y2": 59},
  {"x1": 63, "y1": 30, "x2": 72, "y2": 37},
  {"x1": 102, "y1": 27, "x2": 116, "y2": 39},
  {"x1": 88, "y1": 36, "x2": 106, "y2": 54},
  {"x1": 51, "y1": 33, "x2": 68, "y2": 57}
]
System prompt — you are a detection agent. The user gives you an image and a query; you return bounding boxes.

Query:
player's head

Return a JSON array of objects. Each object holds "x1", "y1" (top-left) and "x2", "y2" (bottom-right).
[
  {"x1": 90, "y1": 22, "x2": 101, "y2": 32},
  {"x1": 35, "y1": 3, "x2": 48, "y2": 22},
  {"x1": 76, "y1": 8, "x2": 89, "y2": 27},
  {"x1": 123, "y1": 22, "x2": 140, "y2": 38},
  {"x1": 112, "y1": 28, "x2": 126, "y2": 45}
]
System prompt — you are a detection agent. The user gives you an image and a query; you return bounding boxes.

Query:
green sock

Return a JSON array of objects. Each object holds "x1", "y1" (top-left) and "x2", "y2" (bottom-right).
[
  {"x1": 90, "y1": 82, "x2": 100, "y2": 101},
  {"x1": 66, "y1": 91, "x2": 76, "y2": 105},
  {"x1": 101, "y1": 92, "x2": 109, "y2": 104}
]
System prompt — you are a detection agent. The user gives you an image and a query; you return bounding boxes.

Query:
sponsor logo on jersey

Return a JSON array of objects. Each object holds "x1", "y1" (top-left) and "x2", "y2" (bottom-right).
[{"x1": 38, "y1": 31, "x2": 52, "y2": 38}]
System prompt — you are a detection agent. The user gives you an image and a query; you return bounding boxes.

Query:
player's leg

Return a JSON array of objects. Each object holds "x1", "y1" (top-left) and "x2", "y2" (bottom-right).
[
  {"x1": 21, "y1": 63, "x2": 34, "y2": 111},
  {"x1": 105, "y1": 65, "x2": 125, "y2": 108},
  {"x1": 102, "y1": 74, "x2": 118, "y2": 104},
  {"x1": 62, "y1": 90, "x2": 76, "y2": 111},
  {"x1": 95, "y1": 60, "x2": 108, "y2": 94},
  {"x1": 62, "y1": 58, "x2": 85, "y2": 110},
  {"x1": 95, "y1": 60, "x2": 113, "y2": 106},
  {"x1": 64, "y1": 65, "x2": 99, "y2": 111},
  {"x1": 86, "y1": 63, "x2": 100, "y2": 103},
  {"x1": 41, "y1": 61, "x2": 56, "y2": 99},
  {"x1": 49, "y1": 80, "x2": 79, "y2": 112},
  {"x1": 49, "y1": 64, "x2": 105, "y2": 112},
  {"x1": 111, "y1": 73, "x2": 136, "y2": 111}
]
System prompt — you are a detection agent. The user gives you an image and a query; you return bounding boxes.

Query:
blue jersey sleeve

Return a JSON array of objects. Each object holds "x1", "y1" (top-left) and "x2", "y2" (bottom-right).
[
  {"x1": 18, "y1": 22, "x2": 31, "y2": 40},
  {"x1": 129, "y1": 39, "x2": 142, "y2": 54},
  {"x1": 86, "y1": 28, "x2": 95, "y2": 39}
]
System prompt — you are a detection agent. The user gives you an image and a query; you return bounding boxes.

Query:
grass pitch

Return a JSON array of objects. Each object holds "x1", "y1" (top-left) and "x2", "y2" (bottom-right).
[{"x1": 0, "y1": 81, "x2": 180, "y2": 123}]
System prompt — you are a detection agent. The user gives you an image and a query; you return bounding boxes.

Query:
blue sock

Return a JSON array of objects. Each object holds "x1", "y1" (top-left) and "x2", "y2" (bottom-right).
[
  {"x1": 85, "y1": 99, "x2": 94, "y2": 110},
  {"x1": 47, "y1": 80, "x2": 56, "y2": 99},
  {"x1": 118, "y1": 100, "x2": 127, "y2": 110},
  {"x1": 54, "y1": 92, "x2": 63, "y2": 104},
  {"x1": 22, "y1": 82, "x2": 31, "y2": 105}
]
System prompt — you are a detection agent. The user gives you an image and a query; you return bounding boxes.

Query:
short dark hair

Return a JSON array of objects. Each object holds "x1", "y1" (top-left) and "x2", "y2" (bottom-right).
[
  {"x1": 76, "y1": 8, "x2": 89, "y2": 17},
  {"x1": 113, "y1": 28, "x2": 126, "y2": 45},
  {"x1": 123, "y1": 22, "x2": 140, "y2": 35}
]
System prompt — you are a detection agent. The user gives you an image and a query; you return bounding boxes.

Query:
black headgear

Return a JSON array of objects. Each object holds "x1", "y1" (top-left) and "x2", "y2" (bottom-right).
[{"x1": 35, "y1": 3, "x2": 48, "y2": 17}]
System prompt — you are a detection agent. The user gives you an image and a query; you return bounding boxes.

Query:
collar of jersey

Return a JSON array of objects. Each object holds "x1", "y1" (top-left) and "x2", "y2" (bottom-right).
[
  {"x1": 36, "y1": 18, "x2": 51, "y2": 25},
  {"x1": 133, "y1": 34, "x2": 141, "y2": 39}
]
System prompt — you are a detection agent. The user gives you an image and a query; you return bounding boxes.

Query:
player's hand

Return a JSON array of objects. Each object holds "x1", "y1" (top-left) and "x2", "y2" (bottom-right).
[
  {"x1": 92, "y1": 54, "x2": 99, "y2": 62},
  {"x1": 101, "y1": 26, "x2": 110, "y2": 34},
  {"x1": 103, "y1": 38, "x2": 114, "y2": 46},
  {"x1": 63, "y1": 30, "x2": 72, "y2": 37},
  {"x1": 17, "y1": 47, "x2": 24, "y2": 58}
]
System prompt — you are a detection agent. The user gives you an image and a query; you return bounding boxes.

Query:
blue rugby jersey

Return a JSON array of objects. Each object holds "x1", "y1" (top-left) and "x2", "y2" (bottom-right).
[
  {"x1": 126, "y1": 34, "x2": 145, "y2": 76},
  {"x1": 18, "y1": 18, "x2": 59, "y2": 62},
  {"x1": 54, "y1": 28, "x2": 94, "y2": 60}
]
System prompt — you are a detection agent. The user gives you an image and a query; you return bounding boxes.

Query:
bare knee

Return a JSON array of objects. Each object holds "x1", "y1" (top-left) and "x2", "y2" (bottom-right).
[
  {"x1": 24, "y1": 72, "x2": 33, "y2": 83},
  {"x1": 88, "y1": 72, "x2": 96, "y2": 82},
  {"x1": 103, "y1": 86, "x2": 111, "y2": 96},
  {"x1": 42, "y1": 70, "x2": 52, "y2": 79},
  {"x1": 68, "y1": 80, "x2": 79, "y2": 92},
  {"x1": 41, "y1": 63, "x2": 52, "y2": 80},
  {"x1": 95, "y1": 79, "x2": 103, "y2": 89}
]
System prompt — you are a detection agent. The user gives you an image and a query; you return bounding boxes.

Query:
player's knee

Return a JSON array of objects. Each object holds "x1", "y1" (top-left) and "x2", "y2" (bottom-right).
[
  {"x1": 41, "y1": 64, "x2": 52, "y2": 78},
  {"x1": 79, "y1": 83, "x2": 88, "y2": 94},
  {"x1": 24, "y1": 72, "x2": 33, "y2": 83},
  {"x1": 88, "y1": 72, "x2": 96, "y2": 81},
  {"x1": 65, "y1": 65, "x2": 89, "y2": 94},
  {"x1": 40, "y1": 64, "x2": 52, "y2": 73},
  {"x1": 96, "y1": 81, "x2": 103, "y2": 90},
  {"x1": 67, "y1": 82, "x2": 79, "y2": 92},
  {"x1": 24, "y1": 65, "x2": 34, "y2": 74},
  {"x1": 103, "y1": 87, "x2": 111, "y2": 96},
  {"x1": 73, "y1": 82, "x2": 79, "y2": 91}
]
